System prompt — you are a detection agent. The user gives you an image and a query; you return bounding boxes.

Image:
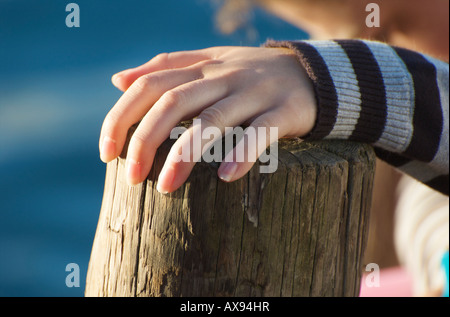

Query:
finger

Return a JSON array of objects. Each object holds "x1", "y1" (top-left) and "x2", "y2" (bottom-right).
[
  {"x1": 100, "y1": 65, "x2": 204, "y2": 163},
  {"x1": 155, "y1": 93, "x2": 274, "y2": 193},
  {"x1": 217, "y1": 111, "x2": 286, "y2": 183},
  {"x1": 112, "y1": 50, "x2": 212, "y2": 91},
  {"x1": 156, "y1": 121, "x2": 215, "y2": 194},
  {"x1": 125, "y1": 76, "x2": 231, "y2": 185}
]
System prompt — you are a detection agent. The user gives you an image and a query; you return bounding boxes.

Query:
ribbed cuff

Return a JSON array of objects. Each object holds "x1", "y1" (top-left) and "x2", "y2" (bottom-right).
[
  {"x1": 265, "y1": 39, "x2": 340, "y2": 140},
  {"x1": 264, "y1": 39, "x2": 415, "y2": 153}
]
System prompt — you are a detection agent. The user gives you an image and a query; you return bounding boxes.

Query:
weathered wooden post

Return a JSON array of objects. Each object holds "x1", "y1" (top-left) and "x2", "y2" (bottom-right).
[{"x1": 85, "y1": 126, "x2": 375, "y2": 297}]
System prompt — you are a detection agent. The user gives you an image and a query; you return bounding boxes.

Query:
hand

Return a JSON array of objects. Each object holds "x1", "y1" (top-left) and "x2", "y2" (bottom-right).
[{"x1": 99, "y1": 46, "x2": 317, "y2": 193}]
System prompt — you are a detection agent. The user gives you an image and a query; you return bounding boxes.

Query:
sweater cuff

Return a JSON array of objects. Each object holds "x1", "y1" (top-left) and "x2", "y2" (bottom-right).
[{"x1": 264, "y1": 39, "x2": 415, "y2": 153}]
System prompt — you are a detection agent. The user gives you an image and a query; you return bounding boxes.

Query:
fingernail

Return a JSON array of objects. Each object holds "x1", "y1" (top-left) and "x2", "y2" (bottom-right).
[
  {"x1": 100, "y1": 136, "x2": 116, "y2": 162},
  {"x1": 111, "y1": 73, "x2": 122, "y2": 86},
  {"x1": 127, "y1": 158, "x2": 141, "y2": 185},
  {"x1": 218, "y1": 162, "x2": 237, "y2": 182},
  {"x1": 157, "y1": 166, "x2": 175, "y2": 194}
]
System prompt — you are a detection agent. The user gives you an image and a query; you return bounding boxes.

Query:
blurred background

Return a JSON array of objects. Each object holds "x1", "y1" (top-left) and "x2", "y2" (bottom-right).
[{"x1": 0, "y1": 0, "x2": 306, "y2": 296}]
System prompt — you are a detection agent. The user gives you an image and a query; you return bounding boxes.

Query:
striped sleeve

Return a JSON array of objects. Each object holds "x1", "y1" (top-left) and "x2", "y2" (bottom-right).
[{"x1": 264, "y1": 39, "x2": 449, "y2": 195}]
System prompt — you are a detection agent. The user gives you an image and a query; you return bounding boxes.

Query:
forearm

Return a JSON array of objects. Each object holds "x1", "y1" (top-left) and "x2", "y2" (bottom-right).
[{"x1": 265, "y1": 39, "x2": 449, "y2": 195}]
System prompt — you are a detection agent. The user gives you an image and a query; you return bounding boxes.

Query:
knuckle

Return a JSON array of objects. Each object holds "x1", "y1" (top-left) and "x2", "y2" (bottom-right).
[
  {"x1": 133, "y1": 73, "x2": 160, "y2": 91},
  {"x1": 252, "y1": 114, "x2": 282, "y2": 141},
  {"x1": 104, "y1": 109, "x2": 125, "y2": 130},
  {"x1": 195, "y1": 59, "x2": 220, "y2": 77},
  {"x1": 253, "y1": 116, "x2": 276, "y2": 130},
  {"x1": 153, "y1": 52, "x2": 170, "y2": 67},
  {"x1": 160, "y1": 89, "x2": 185, "y2": 110},
  {"x1": 130, "y1": 131, "x2": 150, "y2": 154},
  {"x1": 133, "y1": 75, "x2": 151, "y2": 91},
  {"x1": 198, "y1": 106, "x2": 226, "y2": 128},
  {"x1": 230, "y1": 67, "x2": 254, "y2": 79}
]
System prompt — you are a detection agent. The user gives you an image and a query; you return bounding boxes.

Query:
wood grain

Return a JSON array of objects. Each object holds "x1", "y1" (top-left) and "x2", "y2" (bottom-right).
[{"x1": 85, "y1": 130, "x2": 375, "y2": 297}]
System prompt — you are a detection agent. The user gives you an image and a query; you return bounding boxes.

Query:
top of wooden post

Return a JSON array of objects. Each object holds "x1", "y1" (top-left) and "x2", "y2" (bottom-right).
[{"x1": 86, "y1": 123, "x2": 376, "y2": 297}]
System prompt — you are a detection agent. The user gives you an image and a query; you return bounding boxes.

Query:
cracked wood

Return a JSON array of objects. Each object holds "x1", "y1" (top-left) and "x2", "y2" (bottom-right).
[{"x1": 85, "y1": 128, "x2": 375, "y2": 297}]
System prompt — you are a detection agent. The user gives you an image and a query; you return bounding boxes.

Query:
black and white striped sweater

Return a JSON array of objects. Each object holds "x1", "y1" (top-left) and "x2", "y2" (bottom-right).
[{"x1": 266, "y1": 39, "x2": 449, "y2": 196}]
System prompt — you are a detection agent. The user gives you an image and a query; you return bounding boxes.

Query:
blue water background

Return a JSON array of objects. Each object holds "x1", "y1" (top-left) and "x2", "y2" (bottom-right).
[{"x1": 0, "y1": 0, "x2": 307, "y2": 296}]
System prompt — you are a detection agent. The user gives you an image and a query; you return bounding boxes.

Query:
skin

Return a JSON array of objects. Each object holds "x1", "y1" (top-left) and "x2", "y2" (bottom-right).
[
  {"x1": 99, "y1": 0, "x2": 449, "y2": 195},
  {"x1": 100, "y1": 47, "x2": 316, "y2": 193}
]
